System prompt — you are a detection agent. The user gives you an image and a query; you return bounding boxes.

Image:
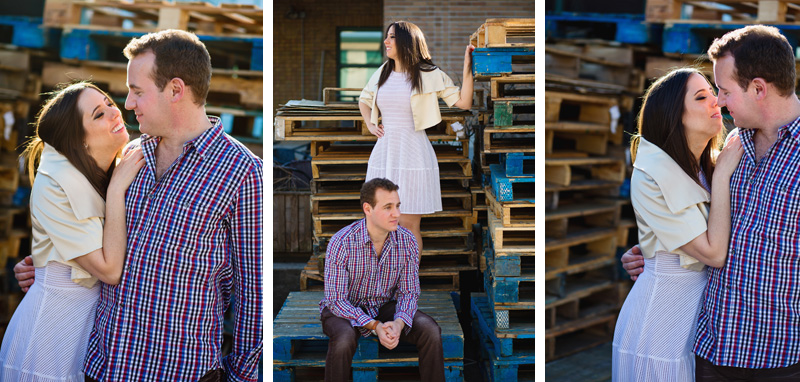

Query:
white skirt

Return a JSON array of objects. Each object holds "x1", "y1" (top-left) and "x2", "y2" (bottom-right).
[
  {"x1": 0, "y1": 262, "x2": 100, "y2": 382},
  {"x1": 612, "y1": 253, "x2": 707, "y2": 382}
]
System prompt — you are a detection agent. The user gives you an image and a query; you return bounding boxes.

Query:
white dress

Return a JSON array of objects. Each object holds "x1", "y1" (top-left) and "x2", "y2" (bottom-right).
[
  {"x1": 612, "y1": 253, "x2": 707, "y2": 381},
  {"x1": 366, "y1": 71, "x2": 442, "y2": 214},
  {"x1": 0, "y1": 263, "x2": 101, "y2": 382}
]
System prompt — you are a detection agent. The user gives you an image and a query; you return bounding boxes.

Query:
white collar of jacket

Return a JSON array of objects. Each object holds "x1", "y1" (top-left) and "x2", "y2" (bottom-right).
[
  {"x1": 633, "y1": 137, "x2": 710, "y2": 213},
  {"x1": 37, "y1": 144, "x2": 105, "y2": 220},
  {"x1": 361, "y1": 61, "x2": 461, "y2": 131}
]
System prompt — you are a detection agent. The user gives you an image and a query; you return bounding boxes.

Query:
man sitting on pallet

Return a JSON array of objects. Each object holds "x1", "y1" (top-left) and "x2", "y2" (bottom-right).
[{"x1": 319, "y1": 178, "x2": 445, "y2": 382}]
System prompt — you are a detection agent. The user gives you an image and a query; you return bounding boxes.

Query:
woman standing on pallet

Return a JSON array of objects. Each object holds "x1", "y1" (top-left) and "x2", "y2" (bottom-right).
[
  {"x1": 611, "y1": 68, "x2": 743, "y2": 381},
  {"x1": 359, "y1": 21, "x2": 474, "y2": 251},
  {"x1": 0, "y1": 82, "x2": 142, "y2": 381}
]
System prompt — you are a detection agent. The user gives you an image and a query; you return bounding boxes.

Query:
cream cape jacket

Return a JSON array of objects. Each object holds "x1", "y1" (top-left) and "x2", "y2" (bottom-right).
[
  {"x1": 631, "y1": 137, "x2": 710, "y2": 271},
  {"x1": 30, "y1": 144, "x2": 105, "y2": 287},
  {"x1": 359, "y1": 62, "x2": 461, "y2": 131}
]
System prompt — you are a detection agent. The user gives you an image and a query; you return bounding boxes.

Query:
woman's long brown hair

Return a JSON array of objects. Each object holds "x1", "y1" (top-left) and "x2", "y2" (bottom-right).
[
  {"x1": 22, "y1": 82, "x2": 121, "y2": 198},
  {"x1": 631, "y1": 68, "x2": 725, "y2": 187},
  {"x1": 377, "y1": 21, "x2": 438, "y2": 93}
]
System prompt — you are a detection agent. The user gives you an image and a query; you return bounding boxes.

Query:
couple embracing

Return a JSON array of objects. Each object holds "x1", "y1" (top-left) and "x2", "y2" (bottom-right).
[{"x1": 612, "y1": 25, "x2": 800, "y2": 381}]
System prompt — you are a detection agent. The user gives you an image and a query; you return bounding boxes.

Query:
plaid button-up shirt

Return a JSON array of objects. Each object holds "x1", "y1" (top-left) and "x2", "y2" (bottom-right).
[
  {"x1": 694, "y1": 117, "x2": 800, "y2": 368},
  {"x1": 84, "y1": 117, "x2": 263, "y2": 381},
  {"x1": 320, "y1": 218, "x2": 420, "y2": 336}
]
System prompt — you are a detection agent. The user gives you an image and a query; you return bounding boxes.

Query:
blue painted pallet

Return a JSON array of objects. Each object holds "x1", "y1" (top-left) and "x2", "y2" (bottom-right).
[
  {"x1": 484, "y1": 249, "x2": 535, "y2": 306},
  {"x1": 505, "y1": 153, "x2": 534, "y2": 177},
  {"x1": 473, "y1": 47, "x2": 534, "y2": 77},
  {"x1": 474, "y1": 326, "x2": 536, "y2": 382},
  {"x1": 545, "y1": 12, "x2": 660, "y2": 44},
  {"x1": 483, "y1": 229, "x2": 534, "y2": 277},
  {"x1": 60, "y1": 28, "x2": 263, "y2": 70},
  {"x1": 491, "y1": 164, "x2": 534, "y2": 202},
  {"x1": 0, "y1": 16, "x2": 60, "y2": 49},
  {"x1": 274, "y1": 291, "x2": 464, "y2": 380},
  {"x1": 471, "y1": 294, "x2": 535, "y2": 358},
  {"x1": 663, "y1": 23, "x2": 800, "y2": 54}
]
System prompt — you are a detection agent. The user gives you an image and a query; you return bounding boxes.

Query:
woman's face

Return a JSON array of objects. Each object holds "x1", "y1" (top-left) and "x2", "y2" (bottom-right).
[
  {"x1": 79, "y1": 88, "x2": 129, "y2": 160},
  {"x1": 384, "y1": 25, "x2": 397, "y2": 60},
  {"x1": 682, "y1": 73, "x2": 724, "y2": 145}
]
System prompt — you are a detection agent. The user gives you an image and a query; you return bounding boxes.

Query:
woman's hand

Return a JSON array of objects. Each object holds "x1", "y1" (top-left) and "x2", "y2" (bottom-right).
[
  {"x1": 368, "y1": 123, "x2": 385, "y2": 138},
  {"x1": 462, "y1": 45, "x2": 475, "y2": 78},
  {"x1": 109, "y1": 147, "x2": 144, "y2": 195},
  {"x1": 715, "y1": 134, "x2": 744, "y2": 179}
]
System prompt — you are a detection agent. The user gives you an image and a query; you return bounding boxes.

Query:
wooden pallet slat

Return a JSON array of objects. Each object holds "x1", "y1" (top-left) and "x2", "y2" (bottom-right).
[{"x1": 470, "y1": 18, "x2": 535, "y2": 48}]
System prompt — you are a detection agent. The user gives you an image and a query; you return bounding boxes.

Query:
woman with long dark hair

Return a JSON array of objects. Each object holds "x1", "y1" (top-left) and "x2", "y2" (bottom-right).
[
  {"x1": 359, "y1": 21, "x2": 474, "y2": 251},
  {"x1": 612, "y1": 68, "x2": 743, "y2": 381},
  {"x1": 0, "y1": 82, "x2": 143, "y2": 381}
]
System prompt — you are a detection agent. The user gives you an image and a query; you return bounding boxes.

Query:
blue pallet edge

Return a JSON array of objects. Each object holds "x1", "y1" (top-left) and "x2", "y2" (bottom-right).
[
  {"x1": 471, "y1": 293, "x2": 536, "y2": 359},
  {"x1": 472, "y1": 47, "x2": 534, "y2": 77},
  {"x1": 0, "y1": 16, "x2": 59, "y2": 49},
  {"x1": 544, "y1": 12, "x2": 660, "y2": 45},
  {"x1": 490, "y1": 164, "x2": 535, "y2": 202}
]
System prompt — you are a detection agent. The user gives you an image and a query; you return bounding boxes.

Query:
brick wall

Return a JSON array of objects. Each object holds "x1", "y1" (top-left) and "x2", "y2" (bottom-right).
[
  {"x1": 272, "y1": 0, "x2": 383, "y2": 113},
  {"x1": 384, "y1": 1, "x2": 535, "y2": 86}
]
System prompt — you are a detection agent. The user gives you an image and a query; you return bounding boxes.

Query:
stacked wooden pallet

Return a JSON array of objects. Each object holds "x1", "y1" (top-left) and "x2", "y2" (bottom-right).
[
  {"x1": 274, "y1": 91, "x2": 476, "y2": 292},
  {"x1": 470, "y1": 18, "x2": 535, "y2": 381},
  {"x1": 38, "y1": 0, "x2": 264, "y2": 153},
  {"x1": 0, "y1": 45, "x2": 40, "y2": 339},
  {"x1": 273, "y1": 291, "x2": 465, "y2": 381},
  {"x1": 544, "y1": 39, "x2": 635, "y2": 362}
]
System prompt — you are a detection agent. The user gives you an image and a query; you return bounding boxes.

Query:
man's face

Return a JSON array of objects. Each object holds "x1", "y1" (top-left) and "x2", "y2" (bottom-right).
[
  {"x1": 714, "y1": 55, "x2": 756, "y2": 129},
  {"x1": 125, "y1": 51, "x2": 171, "y2": 136},
  {"x1": 364, "y1": 188, "x2": 401, "y2": 233}
]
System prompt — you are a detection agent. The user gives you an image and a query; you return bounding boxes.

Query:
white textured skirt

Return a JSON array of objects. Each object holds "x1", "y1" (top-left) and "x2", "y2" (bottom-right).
[
  {"x1": 612, "y1": 253, "x2": 707, "y2": 382},
  {"x1": 0, "y1": 262, "x2": 100, "y2": 382}
]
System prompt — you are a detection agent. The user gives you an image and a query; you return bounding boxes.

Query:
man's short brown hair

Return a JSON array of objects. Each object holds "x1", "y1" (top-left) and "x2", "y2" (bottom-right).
[
  {"x1": 360, "y1": 178, "x2": 399, "y2": 209},
  {"x1": 708, "y1": 25, "x2": 796, "y2": 96},
  {"x1": 123, "y1": 29, "x2": 212, "y2": 105}
]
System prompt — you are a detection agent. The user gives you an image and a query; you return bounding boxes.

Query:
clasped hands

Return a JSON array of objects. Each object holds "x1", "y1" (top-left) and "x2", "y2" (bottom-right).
[{"x1": 371, "y1": 319, "x2": 405, "y2": 350}]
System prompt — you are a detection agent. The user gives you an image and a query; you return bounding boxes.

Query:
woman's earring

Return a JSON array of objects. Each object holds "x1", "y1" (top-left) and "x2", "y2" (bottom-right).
[{"x1": 84, "y1": 143, "x2": 88, "y2": 148}]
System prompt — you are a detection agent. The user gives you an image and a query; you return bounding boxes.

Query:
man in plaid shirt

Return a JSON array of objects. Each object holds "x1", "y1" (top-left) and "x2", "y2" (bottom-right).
[
  {"x1": 319, "y1": 178, "x2": 444, "y2": 382},
  {"x1": 15, "y1": 30, "x2": 262, "y2": 381},
  {"x1": 622, "y1": 25, "x2": 800, "y2": 380}
]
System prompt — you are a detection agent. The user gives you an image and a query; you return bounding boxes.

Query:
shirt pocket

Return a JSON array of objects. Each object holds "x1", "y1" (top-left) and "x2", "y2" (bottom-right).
[{"x1": 379, "y1": 263, "x2": 403, "y2": 293}]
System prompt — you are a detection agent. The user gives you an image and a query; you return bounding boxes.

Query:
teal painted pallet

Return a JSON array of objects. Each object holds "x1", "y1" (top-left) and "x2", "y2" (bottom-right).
[
  {"x1": 494, "y1": 100, "x2": 535, "y2": 128},
  {"x1": 484, "y1": 249, "x2": 535, "y2": 305},
  {"x1": 0, "y1": 16, "x2": 59, "y2": 49},
  {"x1": 274, "y1": 291, "x2": 464, "y2": 380},
  {"x1": 474, "y1": 326, "x2": 536, "y2": 382}
]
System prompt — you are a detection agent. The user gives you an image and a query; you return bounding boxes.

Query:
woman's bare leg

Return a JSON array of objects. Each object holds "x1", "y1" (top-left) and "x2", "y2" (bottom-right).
[{"x1": 399, "y1": 214, "x2": 423, "y2": 254}]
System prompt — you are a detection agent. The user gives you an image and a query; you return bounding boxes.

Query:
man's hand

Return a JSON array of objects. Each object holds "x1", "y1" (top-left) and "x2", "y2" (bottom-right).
[
  {"x1": 375, "y1": 323, "x2": 399, "y2": 350},
  {"x1": 621, "y1": 245, "x2": 644, "y2": 281},
  {"x1": 14, "y1": 256, "x2": 35, "y2": 292},
  {"x1": 382, "y1": 319, "x2": 405, "y2": 342}
]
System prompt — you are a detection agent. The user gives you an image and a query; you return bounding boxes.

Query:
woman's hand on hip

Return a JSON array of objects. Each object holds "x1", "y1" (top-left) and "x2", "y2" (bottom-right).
[{"x1": 368, "y1": 123, "x2": 385, "y2": 138}]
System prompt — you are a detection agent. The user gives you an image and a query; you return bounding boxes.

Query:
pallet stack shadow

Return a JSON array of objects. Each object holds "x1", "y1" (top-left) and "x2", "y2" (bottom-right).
[
  {"x1": 543, "y1": 40, "x2": 642, "y2": 362},
  {"x1": 273, "y1": 89, "x2": 475, "y2": 293},
  {"x1": 467, "y1": 19, "x2": 535, "y2": 382},
  {"x1": 41, "y1": 0, "x2": 265, "y2": 155},
  {"x1": 0, "y1": 45, "x2": 41, "y2": 341},
  {"x1": 273, "y1": 291, "x2": 464, "y2": 381}
]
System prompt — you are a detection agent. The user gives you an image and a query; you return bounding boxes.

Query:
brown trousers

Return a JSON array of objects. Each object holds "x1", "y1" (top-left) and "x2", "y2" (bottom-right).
[
  {"x1": 696, "y1": 355, "x2": 800, "y2": 381},
  {"x1": 321, "y1": 301, "x2": 445, "y2": 382}
]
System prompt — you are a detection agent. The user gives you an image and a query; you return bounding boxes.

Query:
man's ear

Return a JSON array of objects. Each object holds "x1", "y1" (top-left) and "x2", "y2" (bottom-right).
[
  {"x1": 168, "y1": 77, "x2": 186, "y2": 102},
  {"x1": 363, "y1": 202, "x2": 372, "y2": 216},
  {"x1": 751, "y1": 77, "x2": 768, "y2": 100}
]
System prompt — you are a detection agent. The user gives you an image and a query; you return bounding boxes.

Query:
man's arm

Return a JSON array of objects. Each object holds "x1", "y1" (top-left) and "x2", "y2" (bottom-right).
[
  {"x1": 324, "y1": 236, "x2": 374, "y2": 328},
  {"x1": 392, "y1": 236, "x2": 420, "y2": 335},
  {"x1": 621, "y1": 244, "x2": 644, "y2": 281},
  {"x1": 222, "y1": 164, "x2": 263, "y2": 382}
]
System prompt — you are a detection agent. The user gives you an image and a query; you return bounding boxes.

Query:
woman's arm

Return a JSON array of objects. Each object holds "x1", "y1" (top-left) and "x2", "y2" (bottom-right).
[
  {"x1": 453, "y1": 45, "x2": 475, "y2": 110},
  {"x1": 359, "y1": 101, "x2": 384, "y2": 138},
  {"x1": 73, "y1": 147, "x2": 144, "y2": 285},
  {"x1": 680, "y1": 136, "x2": 744, "y2": 268}
]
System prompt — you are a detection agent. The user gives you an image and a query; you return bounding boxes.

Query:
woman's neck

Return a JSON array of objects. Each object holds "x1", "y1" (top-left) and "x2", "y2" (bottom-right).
[{"x1": 393, "y1": 60, "x2": 405, "y2": 73}]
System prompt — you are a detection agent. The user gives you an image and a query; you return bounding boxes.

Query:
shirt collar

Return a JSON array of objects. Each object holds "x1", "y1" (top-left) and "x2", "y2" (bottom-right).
[
  {"x1": 139, "y1": 116, "x2": 223, "y2": 159},
  {"x1": 356, "y1": 218, "x2": 396, "y2": 248},
  {"x1": 739, "y1": 114, "x2": 800, "y2": 149}
]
